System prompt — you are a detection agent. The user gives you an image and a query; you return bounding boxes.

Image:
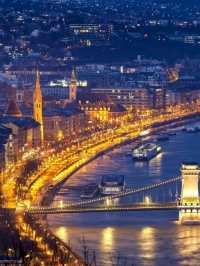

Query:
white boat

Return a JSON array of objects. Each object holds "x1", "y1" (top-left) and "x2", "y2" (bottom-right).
[
  {"x1": 99, "y1": 175, "x2": 125, "y2": 195},
  {"x1": 132, "y1": 143, "x2": 162, "y2": 161},
  {"x1": 185, "y1": 127, "x2": 197, "y2": 133}
]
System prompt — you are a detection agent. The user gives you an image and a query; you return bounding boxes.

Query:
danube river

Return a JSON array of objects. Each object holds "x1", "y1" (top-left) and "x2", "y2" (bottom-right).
[{"x1": 48, "y1": 123, "x2": 200, "y2": 266}]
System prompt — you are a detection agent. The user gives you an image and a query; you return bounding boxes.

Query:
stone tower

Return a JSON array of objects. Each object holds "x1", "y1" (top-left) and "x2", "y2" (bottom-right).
[
  {"x1": 69, "y1": 69, "x2": 77, "y2": 102},
  {"x1": 179, "y1": 163, "x2": 200, "y2": 224},
  {"x1": 33, "y1": 69, "x2": 44, "y2": 144}
]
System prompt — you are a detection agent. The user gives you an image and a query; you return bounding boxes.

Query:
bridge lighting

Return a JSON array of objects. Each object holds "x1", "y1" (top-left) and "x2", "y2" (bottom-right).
[
  {"x1": 144, "y1": 196, "x2": 151, "y2": 205},
  {"x1": 60, "y1": 200, "x2": 63, "y2": 208},
  {"x1": 106, "y1": 198, "x2": 112, "y2": 207}
]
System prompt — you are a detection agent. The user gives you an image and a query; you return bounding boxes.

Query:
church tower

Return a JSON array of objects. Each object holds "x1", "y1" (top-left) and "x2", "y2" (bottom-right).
[
  {"x1": 33, "y1": 69, "x2": 44, "y2": 144},
  {"x1": 69, "y1": 69, "x2": 77, "y2": 102}
]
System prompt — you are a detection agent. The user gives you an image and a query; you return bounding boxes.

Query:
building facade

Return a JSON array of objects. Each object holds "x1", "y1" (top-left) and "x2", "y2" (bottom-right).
[
  {"x1": 0, "y1": 100, "x2": 41, "y2": 170},
  {"x1": 78, "y1": 93, "x2": 127, "y2": 126},
  {"x1": 43, "y1": 105, "x2": 86, "y2": 142}
]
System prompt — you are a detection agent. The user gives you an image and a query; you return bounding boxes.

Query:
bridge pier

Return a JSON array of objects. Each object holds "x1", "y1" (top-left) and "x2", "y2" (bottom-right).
[{"x1": 179, "y1": 163, "x2": 200, "y2": 224}]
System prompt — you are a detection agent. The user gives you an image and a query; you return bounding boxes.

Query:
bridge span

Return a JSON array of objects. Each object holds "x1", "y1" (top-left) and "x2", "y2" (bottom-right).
[
  {"x1": 59, "y1": 176, "x2": 181, "y2": 208},
  {"x1": 27, "y1": 203, "x2": 178, "y2": 215},
  {"x1": 26, "y1": 175, "x2": 181, "y2": 214},
  {"x1": 25, "y1": 163, "x2": 200, "y2": 224}
]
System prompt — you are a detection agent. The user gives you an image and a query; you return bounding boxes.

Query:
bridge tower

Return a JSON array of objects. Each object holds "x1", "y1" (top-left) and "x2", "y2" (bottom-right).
[{"x1": 179, "y1": 163, "x2": 200, "y2": 224}]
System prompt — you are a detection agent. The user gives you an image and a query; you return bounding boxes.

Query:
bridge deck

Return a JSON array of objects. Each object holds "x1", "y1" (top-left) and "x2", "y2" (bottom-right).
[
  {"x1": 28, "y1": 203, "x2": 178, "y2": 215},
  {"x1": 27, "y1": 176, "x2": 182, "y2": 215}
]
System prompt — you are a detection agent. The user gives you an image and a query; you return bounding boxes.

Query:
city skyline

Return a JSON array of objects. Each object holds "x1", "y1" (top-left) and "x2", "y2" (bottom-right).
[{"x1": 1, "y1": 0, "x2": 200, "y2": 265}]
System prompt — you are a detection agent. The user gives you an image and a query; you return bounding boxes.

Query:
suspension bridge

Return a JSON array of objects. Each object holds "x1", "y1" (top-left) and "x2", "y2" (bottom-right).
[{"x1": 26, "y1": 163, "x2": 200, "y2": 224}]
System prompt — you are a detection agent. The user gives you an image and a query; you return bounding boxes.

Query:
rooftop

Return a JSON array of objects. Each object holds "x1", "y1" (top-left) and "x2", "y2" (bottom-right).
[
  {"x1": 5, "y1": 100, "x2": 22, "y2": 117},
  {"x1": 0, "y1": 116, "x2": 40, "y2": 129}
]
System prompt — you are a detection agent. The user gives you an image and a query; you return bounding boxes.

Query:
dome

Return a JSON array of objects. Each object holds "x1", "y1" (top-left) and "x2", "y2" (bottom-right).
[{"x1": 5, "y1": 100, "x2": 22, "y2": 117}]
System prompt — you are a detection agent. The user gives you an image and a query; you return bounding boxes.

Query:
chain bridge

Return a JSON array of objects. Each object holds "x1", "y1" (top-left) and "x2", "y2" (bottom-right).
[{"x1": 26, "y1": 163, "x2": 200, "y2": 224}]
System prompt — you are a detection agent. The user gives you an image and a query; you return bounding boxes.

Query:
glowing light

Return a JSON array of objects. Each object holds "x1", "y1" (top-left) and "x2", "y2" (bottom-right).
[
  {"x1": 55, "y1": 226, "x2": 69, "y2": 243},
  {"x1": 101, "y1": 227, "x2": 115, "y2": 253},
  {"x1": 57, "y1": 130, "x2": 64, "y2": 141},
  {"x1": 106, "y1": 198, "x2": 112, "y2": 207},
  {"x1": 176, "y1": 227, "x2": 200, "y2": 257},
  {"x1": 140, "y1": 129, "x2": 151, "y2": 136},
  {"x1": 60, "y1": 200, "x2": 63, "y2": 208},
  {"x1": 138, "y1": 227, "x2": 156, "y2": 259},
  {"x1": 144, "y1": 196, "x2": 151, "y2": 205}
]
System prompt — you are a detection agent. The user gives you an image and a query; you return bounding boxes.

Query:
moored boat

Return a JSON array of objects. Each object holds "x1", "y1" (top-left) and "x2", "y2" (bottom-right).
[
  {"x1": 132, "y1": 143, "x2": 162, "y2": 161},
  {"x1": 99, "y1": 175, "x2": 125, "y2": 195},
  {"x1": 80, "y1": 184, "x2": 99, "y2": 199}
]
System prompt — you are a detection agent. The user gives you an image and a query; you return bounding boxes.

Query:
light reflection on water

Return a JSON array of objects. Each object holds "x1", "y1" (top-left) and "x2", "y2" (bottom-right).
[
  {"x1": 138, "y1": 227, "x2": 156, "y2": 260},
  {"x1": 48, "y1": 124, "x2": 200, "y2": 266},
  {"x1": 101, "y1": 227, "x2": 115, "y2": 253},
  {"x1": 55, "y1": 226, "x2": 69, "y2": 244}
]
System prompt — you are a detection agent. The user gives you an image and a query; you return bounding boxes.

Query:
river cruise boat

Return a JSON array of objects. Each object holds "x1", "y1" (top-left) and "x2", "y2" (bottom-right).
[
  {"x1": 99, "y1": 175, "x2": 125, "y2": 195},
  {"x1": 132, "y1": 143, "x2": 162, "y2": 161},
  {"x1": 80, "y1": 184, "x2": 99, "y2": 199}
]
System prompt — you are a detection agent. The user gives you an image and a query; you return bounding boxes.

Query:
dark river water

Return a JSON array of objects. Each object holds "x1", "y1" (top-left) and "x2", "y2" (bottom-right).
[{"x1": 48, "y1": 123, "x2": 200, "y2": 266}]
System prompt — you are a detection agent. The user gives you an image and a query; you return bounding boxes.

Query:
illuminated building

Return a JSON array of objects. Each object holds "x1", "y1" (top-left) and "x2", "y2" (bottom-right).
[
  {"x1": 132, "y1": 88, "x2": 153, "y2": 111},
  {"x1": 43, "y1": 81, "x2": 69, "y2": 99},
  {"x1": 0, "y1": 100, "x2": 40, "y2": 168},
  {"x1": 78, "y1": 93, "x2": 127, "y2": 125},
  {"x1": 43, "y1": 104, "x2": 85, "y2": 141},
  {"x1": 166, "y1": 87, "x2": 200, "y2": 107},
  {"x1": 0, "y1": 125, "x2": 12, "y2": 171},
  {"x1": 91, "y1": 87, "x2": 135, "y2": 107},
  {"x1": 69, "y1": 24, "x2": 113, "y2": 47},
  {"x1": 13, "y1": 70, "x2": 85, "y2": 143},
  {"x1": 152, "y1": 87, "x2": 166, "y2": 110},
  {"x1": 41, "y1": 71, "x2": 85, "y2": 102},
  {"x1": 91, "y1": 87, "x2": 154, "y2": 111},
  {"x1": 33, "y1": 70, "x2": 44, "y2": 144}
]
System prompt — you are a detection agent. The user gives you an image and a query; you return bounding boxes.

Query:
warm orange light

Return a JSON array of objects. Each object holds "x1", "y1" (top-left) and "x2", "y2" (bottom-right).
[{"x1": 57, "y1": 130, "x2": 64, "y2": 141}]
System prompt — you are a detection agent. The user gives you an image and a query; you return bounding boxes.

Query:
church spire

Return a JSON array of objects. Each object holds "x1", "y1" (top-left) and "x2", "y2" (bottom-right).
[
  {"x1": 33, "y1": 69, "x2": 44, "y2": 144},
  {"x1": 69, "y1": 68, "x2": 77, "y2": 102}
]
